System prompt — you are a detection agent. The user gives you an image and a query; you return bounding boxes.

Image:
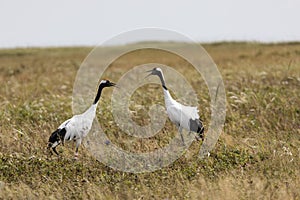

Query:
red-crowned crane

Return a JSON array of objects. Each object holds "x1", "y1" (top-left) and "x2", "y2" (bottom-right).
[
  {"x1": 146, "y1": 68, "x2": 204, "y2": 145},
  {"x1": 47, "y1": 80, "x2": 116, "y2": 159}
]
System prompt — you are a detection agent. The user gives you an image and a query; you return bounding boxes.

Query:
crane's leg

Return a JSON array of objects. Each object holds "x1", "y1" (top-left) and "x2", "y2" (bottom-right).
[
  {"x1": 194, "y1": 133, "x2": 200, "y2": 141},
  {"x1": 52, "y1": 146, "x2": 59, "y2": 156},
  {"x1": 188, "y1": 131, "x2": 203, "y2": 142},
  {"x1": 187, "y1": 131, "x2": 197, "y2": 140},
  {"x1": 178, "y1": 126, "x2": 185, "y2": 146},
  {"x1": 74, "y1": 139, "x2": 82, "y2": 160}
]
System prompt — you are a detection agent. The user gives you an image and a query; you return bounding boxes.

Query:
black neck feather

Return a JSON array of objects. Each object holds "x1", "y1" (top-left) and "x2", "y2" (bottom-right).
[
  {"x1": 93, "y1": 84, "x2": 104, "y2": 104},
  {"x1": 157, "y1": 72, "x2": 167, "y2": 90}
]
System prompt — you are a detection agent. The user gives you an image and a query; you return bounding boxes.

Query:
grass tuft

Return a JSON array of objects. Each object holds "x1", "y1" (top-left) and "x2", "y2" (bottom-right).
[{"x1": 0, "y1": 42, "x2": 299, "y2": 199}]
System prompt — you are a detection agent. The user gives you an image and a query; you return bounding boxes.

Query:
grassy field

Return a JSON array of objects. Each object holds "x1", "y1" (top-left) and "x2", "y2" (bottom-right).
[{"x1": 0, "y1": 42, "x2": 299, "y2": 199}]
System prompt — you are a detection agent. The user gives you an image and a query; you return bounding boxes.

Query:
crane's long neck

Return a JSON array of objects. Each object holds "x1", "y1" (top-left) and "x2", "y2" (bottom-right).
[
  {"x1": 83, "y1": 84, "x2": 104, "y2": 118},
  {"x1": 157, "y1": 71, "x2": 167, "y2": 90},
  {"x1": 93, "y1": 84, "x2": 104, "y2": 105},
  {"x1": 157, "y1": 71, "x2": 174, "y2": 105}
]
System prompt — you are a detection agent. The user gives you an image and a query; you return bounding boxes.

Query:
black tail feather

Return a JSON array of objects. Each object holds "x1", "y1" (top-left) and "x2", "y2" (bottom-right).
[{"x1": 189, "y1": 118, "x2": 205, "y2": 140}]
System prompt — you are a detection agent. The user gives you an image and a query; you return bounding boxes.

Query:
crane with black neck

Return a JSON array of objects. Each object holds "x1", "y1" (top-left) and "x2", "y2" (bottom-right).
[{"x1": 47, "y1": 80, "x2": 116, "y2": 159}]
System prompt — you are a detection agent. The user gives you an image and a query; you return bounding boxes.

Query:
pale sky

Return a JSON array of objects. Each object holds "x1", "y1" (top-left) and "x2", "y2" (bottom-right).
[{"x1": 1, "y1": 0, "x2": 300, "y2": 48}]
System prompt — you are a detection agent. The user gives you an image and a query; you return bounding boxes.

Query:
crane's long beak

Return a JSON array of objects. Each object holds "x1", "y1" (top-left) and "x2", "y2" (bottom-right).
[
  {"x1": 144, "y1": 69, "x2": 153, "y2": 79},
  {"x1": 110, "y1": 82, "x2": 120, "y2": 88}
]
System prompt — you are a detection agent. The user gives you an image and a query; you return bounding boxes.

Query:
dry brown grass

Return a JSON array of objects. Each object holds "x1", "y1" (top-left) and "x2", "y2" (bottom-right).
[{"x1": 0, "y1": 42, "x2": 299, "y2": 199}]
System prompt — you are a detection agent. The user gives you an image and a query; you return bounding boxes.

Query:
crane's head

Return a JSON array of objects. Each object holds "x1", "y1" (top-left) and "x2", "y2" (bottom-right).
[
  {"x1": 99, "y1": 79, "x2": 117, "y2": 87},
  {"x1": 145, "y1": 67, "x2": 163, "y2": 78}
]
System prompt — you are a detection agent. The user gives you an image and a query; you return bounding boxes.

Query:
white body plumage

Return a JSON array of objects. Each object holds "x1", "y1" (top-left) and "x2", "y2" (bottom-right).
[
  {"x1": 59, "y1": 104, "x2": 97, "y2": 147},
  {"x1": 163, "y1": 89, "x2": 200, "y2": 131}
]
